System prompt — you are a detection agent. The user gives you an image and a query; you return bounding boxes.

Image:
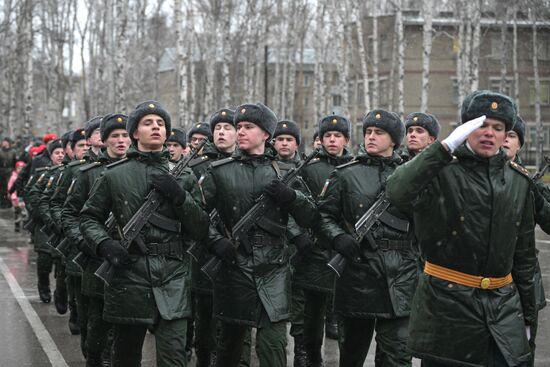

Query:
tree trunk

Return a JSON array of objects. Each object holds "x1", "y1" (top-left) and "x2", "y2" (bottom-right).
[
  {"x1": 355, "y1": 2, "x2": 370, "y2": 112},
  {"x1": 420, "y1": 0, "x2": 433, "y2": 112},
  {"x1": 21, "y1": 0, "x2": 33, "y2": 135},
  {"x1": 512, "y1": 5, "x2": 520, "y2": 109},
  {"x1": 114, "y1": 0, "x2": 128, "y2": 113},
  {"x1": 499, "y1": 7, "x2": 509, "y2": 93},
  {"x1": 470, "y1": 0, "x2": 481, "y2": 92},
  {"x1": 395, "y1": 0, "x2": 405, "y2": 117},
  {"x1": 372, "y1": 1, "x2": 379, "y2": 108},
  {"x1": 531, "y1": 9, "x2": 543, "y2": 168}
]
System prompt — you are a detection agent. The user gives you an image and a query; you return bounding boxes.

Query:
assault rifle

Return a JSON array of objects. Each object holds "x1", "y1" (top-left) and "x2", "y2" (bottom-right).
[
  {"x1": 531, "y1": 156, "x2": 550, "y2": 183},
  {"x1": 201, "y1": 148, "x2": 320, "y2": 281},
  {"x1": 327, "y1": 192, "x2": 392, "y2": 277},
  {"x1": 95, "y1": 140, "x2": 206, "y2": 285},
  {"x1": 72, "y1": 213, "x2": 116, "y2": 271}
]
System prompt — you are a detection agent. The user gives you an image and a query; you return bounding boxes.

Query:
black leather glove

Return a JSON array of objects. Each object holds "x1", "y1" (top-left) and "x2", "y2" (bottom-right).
[
  {"x1": 211, "y1": 238, "x2": 236, "y2": 262},
  {"x1": 533, "y1": 185, "x2": 545, "y2": 212},
  {"x1": 152, "y1": 174, "x2": 187, "y2": 206},
  {"x1": 78, "y1": 239, "x2": 95, "y2": 257},
  {"x1": 293, "y1": 233, "x2": 314, "y2": 255},
  {"x1": 263, "y1": 179, "x2": 296, "y2": 206},
  {"x1": 334, "y1": 233, "x2": 360, "y2": 260},
  {"x1": 98, "y1": 239, "x2": 130, "y2": 267}
]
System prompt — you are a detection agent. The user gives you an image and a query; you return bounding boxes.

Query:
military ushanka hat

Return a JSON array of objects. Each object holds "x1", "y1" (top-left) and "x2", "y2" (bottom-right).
[
  {"x1": 127, "y1": 100, "x2": 172, "y2": 144},
  {"x1": 512, "y1": 115, "x2": 525, "y2": 147},
  {"x1": 188, "y1": 122, "x2": 212, "y2": 140},
  {"x1": 61, "y1": 130, "x2": 73, "y2": 149},
  {"x1": 47, "y1": 138, "x2": 64, "y2": 156},
  {"x1": 70, "y1": 128, "x2": 87, "y2": 149},
  {"x1": 84, "y1": 116, "x2": 103, "y2": 139},
  {"x1": 273, "y1": 120, "x2": 301, "y2": 145},
  {"x1": 362, "y1": 109, "x2": 405, "y2": 147},
  {"x1": 312, "y1": 129, "x2": 319, "y2": 142},
  {"x1": 461, "y1": 90, "x2": 517, "y2": 131},
  {"x1": 167, "y1": 128, "x2": 187, "y2": 147},
  {"x1": 234, "y1": 102, "x2": 278, "y2": 138},
  {"x1": 209, "y1": 108, "x2": 235, "y2": 132},
  {"x1": 405, "y1": 112, "x2": 440, "y2": 138},
  {"x1": 100, "y1": 113, "x2": 128, "y2": 141},
  {"x1": 318, "y1": 114, "x2": 351, "y2": 139}
]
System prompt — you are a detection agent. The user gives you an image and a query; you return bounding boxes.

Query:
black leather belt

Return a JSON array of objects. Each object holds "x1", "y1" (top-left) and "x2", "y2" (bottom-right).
[
  {"x1": 146, "y1": 241, "x2": 185, "y2": 256},
  {"x1": 375, "y1": 239, "x2": 412, "y2": 250}
]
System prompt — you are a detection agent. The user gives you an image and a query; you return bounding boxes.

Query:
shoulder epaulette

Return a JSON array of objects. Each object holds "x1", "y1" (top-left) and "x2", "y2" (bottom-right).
[
  {"x1": 68, "y1": 159, "x2": 88, "y2": 167},
  {"x1": 509, "y1": 160, "x2": 530, "y2": 177},
  {"x1": 336, "y1": 159, "x2": 360, "y2": 170},
  {"x1": 80, "y1": 161, "x2": 103, "y2": 172},
  {"x1": 307, "y1": 157, "x2": 322, "y2": 165},
  {"x1": 48, "y1": 164, "x2": 63, "y2": 172},
  {"x1": 189, "y1": 155, "x2": 210, "y2": 167},
  {"x1": 106, "y1": 158, "x2": 130, "y2": 169},
  {"x1": 210, "y1": 157, "x2": 234, "y2": 168},
  {"x1": 35, "y1": 166, "x2": 49, "y2": 173}
]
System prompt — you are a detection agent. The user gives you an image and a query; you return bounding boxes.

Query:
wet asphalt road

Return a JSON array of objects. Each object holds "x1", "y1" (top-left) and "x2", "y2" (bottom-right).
[{"x1": 0, "y1": 207, "x2": 548, "y2": 366}]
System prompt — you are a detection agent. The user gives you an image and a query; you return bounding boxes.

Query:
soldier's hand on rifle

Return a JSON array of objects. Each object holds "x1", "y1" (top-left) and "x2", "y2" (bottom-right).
[
  {"x1": 333, "y1": 233, "x2": 360, "y2": 261},
  {"x1": 98, "y1": 239, "x2": 130, "y2": 267},
  {"x1": 78, "y1": 239, "x2": 95, "y2": 257},
  {"x1": 211, "y1": 238, "x2": 236, "y2": 263},
  {"x1": 293, "y1": 233, "x2": 314, "y2": 255},
  {"x1": 442, "y1": 115, "x2": 486, "y2": 153},
  {"x1": 152, "y1": 173, "x2": 187, "y2": 206},
  {"x1": 264, "y1": 179, "x2": 296, "y2": 206}
]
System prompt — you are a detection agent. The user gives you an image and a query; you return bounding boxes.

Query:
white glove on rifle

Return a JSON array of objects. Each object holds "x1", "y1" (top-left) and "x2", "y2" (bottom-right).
[{"x1": 442, "y1": 115, "x2": 486, "y2": 153}]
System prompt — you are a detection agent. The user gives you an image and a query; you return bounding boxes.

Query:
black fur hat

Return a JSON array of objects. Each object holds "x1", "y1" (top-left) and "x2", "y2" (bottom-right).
[
  {"x1": 404, "y1": 112, "x2": 440, "y2": 138},
  {"x1": 47, "y1": 138, "x2": 64, "y2": 156},
  {"x1": 234, "y1": 102, "x2": 278, "y2": 138},
  {"x1": 188, "y1": 122, "x2": 212, "y2": 140},
  {"x1": 127, "y1": 100, "x2": 171, "y2": 144},
  {"x1": 461, "y1": 90, "x2": 517, "y2": 131},
  {"x1": 100, "y1": 113, "x2": 128, "y2": 141},
  {"x1": 318, "y1": 114, "x2": 351, "y2": 139},
  {"x1": 85, "y1": 116, "x2": 103, "y2": 139},
  {"x1": 512, "y1": 115, "x2": 525, "y2": 147},
  {"x1": 273, "y1": 120, "x2": 301, "y2": 145},
  {"x1": 362, "y1": 109, "x2": 405, "y2": 147},
  {"x1": 209, "y1": 108, "x2": 235, "y2": 132},
  {"x1": 70, "y1": 128, "x2": 87, "y2": 149},
  {"x1": 167, "y1": 128, "x2": 187, "y2": 147}
]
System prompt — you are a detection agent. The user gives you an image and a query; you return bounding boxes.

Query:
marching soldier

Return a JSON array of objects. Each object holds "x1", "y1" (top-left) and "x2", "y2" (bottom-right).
[
  {"x1": 85, "y1": 116, "x2": 103, "y2": 160},
  {"x1": 188, "y1": 122, "x2": 212, "y2": 150},
  {"x1": 26, "y1": 139, "x2": 65, "y2": 303},
  {"x1": 387, "y1": 91, "x2": 536, "y2": 367},
  {"x1": 273, "y1": 120, "x2": 301, "y2": 163},
  {"x1": 401, "y1": 112, "x2": 440, "y2": 161},
  {"x1": 64, "y1": 113, "x2": 131, "y2": 367},
  {"x1": 319, "y1": 110, "x2": 417, "y2": 367},
  {"x1": 80, "y1": 101, "x2": 208, "y2": 367},
  {"x1": 293, "y1": 114, "x2": 354, "y2": 367},
  {"x1": 167, "y1": 128, "x2": 187, "y2": 164},
  {"x1": 200, "y1": 102, "x2": 318, "y2": 367}
]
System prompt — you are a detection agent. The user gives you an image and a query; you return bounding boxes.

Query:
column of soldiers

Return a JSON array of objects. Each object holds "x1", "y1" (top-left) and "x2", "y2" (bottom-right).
[{"x1": 12, "y1": 89, "x2": 548, "y2": 367}]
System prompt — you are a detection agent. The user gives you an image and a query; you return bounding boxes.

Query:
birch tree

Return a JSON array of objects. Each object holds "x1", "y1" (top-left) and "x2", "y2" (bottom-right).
[
  {"x1": 114, "y1": 0, "x2": 129, "y2": 113},
  {"x1": 530, "y1": 8, "x2": 543, "y2": 168},
  {"x1": 354, "y1": 0, "x2": 370, "y2": 112},
  {"x1": 420, "y1": 0, "x2": 433, "y2": 112},
  {"x1": 174, "y1": 0, "x2": 187, "y2": 126},
  {"x1": 372, "y1": 1, "x2": 380, "y2": 108}
]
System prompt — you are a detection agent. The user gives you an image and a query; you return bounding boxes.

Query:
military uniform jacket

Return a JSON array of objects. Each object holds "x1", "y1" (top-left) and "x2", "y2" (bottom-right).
[
  {"x1": 318, "y1": 148, "x2": 418, "y2": 319},
  {"x1": 386, "y1": 142, "x2": 536, "y2": 367},
  {"x1": 293, "y1": 146, "x2": 353, "y2": 293},
  {"x1": 201, "y1": 144, "x2": 318, "y2": 326},
  {"x1": 80, "y1": 147, "x2": 208, "y2": 325}
]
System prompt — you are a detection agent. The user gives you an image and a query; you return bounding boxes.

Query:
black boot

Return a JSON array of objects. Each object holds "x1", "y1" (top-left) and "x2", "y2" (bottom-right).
[
  {"x1": 86, "y1": 353, "x2": 103, "y2": 367},
  {"x1": 293, "y1": 335, "x2": 309, "y2": 367},
  {"x1": 38, "y1": 274, "x2": 51, "y2": 303},
  {"x1": 195, "y1": 349, "x2": 211, "y2": 367},
  {"x1": 54, "y1": 288, "x2": 68, "y2": 314},
  {"x1": 306, "y1": 343, "x2": 324, "y2": 367},
  {"x1": 324, "y1": 318, "x2": 338, "y2": 340},
  {"x1": 68, "y1": 307, "x2": 81, "y2": 335}
]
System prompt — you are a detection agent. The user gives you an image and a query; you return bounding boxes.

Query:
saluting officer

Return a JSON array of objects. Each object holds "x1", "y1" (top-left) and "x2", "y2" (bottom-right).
[
  {"x1": 319, "y1": 110, "x2": 418, "y2": 367},
  {"x1": 200, "y1": 102, "x2": 318, "y2": 367},
  {"x1": 387, "y1": 91, "x2": 536, "y2": 367},
  {"x1": 80, "y1": 101, "x2": 208, "y2": 367}
]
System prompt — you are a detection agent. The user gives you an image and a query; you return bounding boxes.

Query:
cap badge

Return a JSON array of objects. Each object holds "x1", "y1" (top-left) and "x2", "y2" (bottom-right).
[
  {"x1": 221, "y1": 111, "x2": 227, "y2": 116},
  {"x1": 117, "y1": 117, "x2": 123, "y2": 123},
  {"x1": 148, "y1": 103, "x2": 155, "y2": 109},
  {"x1": 241, "y1": 108, "x2": 246, "y2": 114},
  {"x1": 491, "y1": 102, "x2": 498, "y2": 110},
  {"x1": 81, "y1": 130, "x2": 85, "y2": 135},
  {"x1": 375, "y1": 113, "x2": 381, "y2": 119},
  {"x1": 413, "y1": 116, "x2": 418, "y2": 122},
  {"x1": 332, "y1": 118, "x2": 338, "y2": 124},
  {"x1": 282, "y1": 123, "x2": 288, "y2": 128},
  {"x1": 196, "y1": 123, "x2": 201, "y2": 128},
  {"x1": 171, "y1": 131, "x2": 175, "y2": 135}
]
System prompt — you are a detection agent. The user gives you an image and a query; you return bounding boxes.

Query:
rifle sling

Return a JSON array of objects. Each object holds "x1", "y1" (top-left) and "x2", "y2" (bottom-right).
[{"x1": 148, "y1": 212, "x2": 182, "y2": 233}]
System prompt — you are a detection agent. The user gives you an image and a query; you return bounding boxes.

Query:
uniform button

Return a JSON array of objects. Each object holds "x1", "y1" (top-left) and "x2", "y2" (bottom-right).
[
  {"x1": 359, "y1": 204, "x2": 363, "y2": 208},
  {"x1": 124, "y1": 201, "x2": 128, "y2": 205},
  {"x1": 459, "y1": 216, "x2": 465, "y2": 222},
  {"x1": 447, "y1": 283, "x2": 454, "y2": 288},
  {"x1": 451, "y1": 231, "x2": 457, "y2": 236},
  {"x1": 120, "y1": 214, "x2": 124, "y2": 219},
  {"x1": 233, "y1": 206, "x2": 237, "y2": 211},
  {"x1": 516, "y1": 222, "x2": 520, "y2": 226}
]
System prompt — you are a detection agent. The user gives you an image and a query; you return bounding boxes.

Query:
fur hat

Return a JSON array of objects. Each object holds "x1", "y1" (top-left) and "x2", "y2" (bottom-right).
[
  {"x1": 70, "y1": 128, "x2": 87, "y2": 149},
  {"x1": 127, "y1": 100, "x2": 171, "y2": 144},
  {"x1": 101, "y1": 113, "x2": 128, "y2": 141},
  {"x1": 404, "y1": 112, "x2": 440, "y2": 138},
  {"x1": 84, "y1": 116, "x2": 103, "y2": 139},
  {"x1": 273, "y1": 120, "x2": 301, "y2": 145},
  {"x1": 47, "y1": 138, "x2": 64, "y2": 156},
  {"x1": 512, "y1": 115, "x2": 525, "y2": 147},
  {"x1": 61, "y1": 130, "x2": 73, "y2": 149},
  {"x1": 188, "y1": 122, "x2": 212, "y2": 140},
  {"x1": 234, "y1": 102, "x2": 278, "y2": 138},
  {"x1": 362, "y1": 109, "x2": 405, "y2": 147},
  {"x1": 318, "y1": 114, "x2": 351, "y2": 139},
  {"x1": 209, "y1": 108, "x2": 235, "y2": 132},
  {"x1": 461, "y1": 90, "x2": 517, "y2": 131},
  {"x1": 167, "y1": 128, "x2": 187, "y2": 147}
]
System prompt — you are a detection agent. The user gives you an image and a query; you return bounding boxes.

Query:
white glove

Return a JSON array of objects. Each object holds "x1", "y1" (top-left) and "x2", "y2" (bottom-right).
[
  {"x1": 526, "y1": 326, "x2": 531, "y2": 341},
  {"x1": 442, "y1": 115, "x2": 486, "y2": 153}
]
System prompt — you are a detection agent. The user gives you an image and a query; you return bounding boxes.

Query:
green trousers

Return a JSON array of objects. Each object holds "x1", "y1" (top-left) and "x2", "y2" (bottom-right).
[
  {"x1": 86, "y1": 296, "x2": 113, "y2": 358},
  {"x1": 112, "y1": 318, "x2": 188, "y2": 367},
  {"x1": 303, "y1": 289, "x2": 329, "y2": 362},
  {"x1": 339, "y1": 316, "x2": 411, "y2": 367},
  {"x1": 290, "y1": 286, "x2": 305, "y2": 337},
  {"x1": 67, "y1": 275, "x2": 86, "y2": 356},
  {"x1": 216, "y1": 321, "x2": 286, "y2": 367}
]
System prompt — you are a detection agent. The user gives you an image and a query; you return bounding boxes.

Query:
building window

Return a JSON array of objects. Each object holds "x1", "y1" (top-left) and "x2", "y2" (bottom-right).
[
  {"x1": 451, "y1": 78, "x2": 459, "y2": 105},
  {"x1": 332, "y1": 94, "x2": 342, "y2": 107},
  {"x1": 303, "y1": 74, "x2": 311, "y2": 87},
  {"x1": 529, "y1": 79, "x2": 550, "y2": 105},
  {"x1": 527, "y1": 124, "x2": 550, "y2": 150},
  {"x1": 490, "y1": 33, "x2": 510, "y2": 59},
  {"x1": 489, "y1": 77, "x2": 513, "y2": 97}
]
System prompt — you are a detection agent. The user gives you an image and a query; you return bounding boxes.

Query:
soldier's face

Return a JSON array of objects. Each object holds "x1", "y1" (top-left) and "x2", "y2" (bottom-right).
[
  {"x1": 237, "y1": 121, "x2": 269, "y2": 153},
  {"x1": 190, "y1": 133, "x2": 208, "y2": 150},
  {"x1": 51, "y1": 148, "x2": 65, "y2": 165},
  {"x1": 87, "y1": 128, "x2": 103, "y2": 148},
  {"x1": 214, "y1": 123, "x2": 237, "y2": 153},
  {"x1": 322, "y1": 131, "x2": 348, "y2": 157},
  {"x1": 313, "y1": 136, "x2": 322, "y2": 149},
  {"x1": 167, "y1": 142, "x2": 184, "y2": 161},
  {"x1": 406, "y1": 126, "x2": 435, "y2": 153},
  {"x1": 274, "y1": 135, "x2": 298, "y2": 159},
  {"x1": 1, "y1": 141, "x2": 9, "y2": 149},
  {"x1": 105, "y1": 129, "x2": 130, "y2": 158},
  {"x1": 134, "y1": 114, "x2": 167, "y2": 152},
  {"x1": 503, "y1": 130, "x2": 521, "y2": 160},
  {"x1": 64, "y1": 144, "x2": 73, "y2": 158},
  {"x1": 73, "y1": 139, "x2": 89, "y2": 160},
  {"x1": 364, "y1": 127, "x2": 395, "y2": 157},
  {"x1": 467, "y1": 118, "x2": 506, "y2": 158}
]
